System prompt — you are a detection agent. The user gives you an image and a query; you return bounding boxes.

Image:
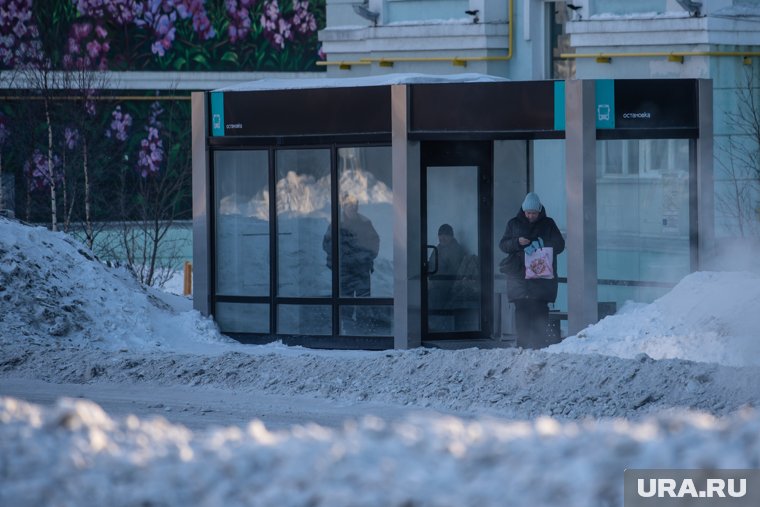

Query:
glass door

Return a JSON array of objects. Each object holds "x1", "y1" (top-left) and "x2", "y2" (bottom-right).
[{"x1": 422, "y1": 141, "x2": 492, "y2": 339}]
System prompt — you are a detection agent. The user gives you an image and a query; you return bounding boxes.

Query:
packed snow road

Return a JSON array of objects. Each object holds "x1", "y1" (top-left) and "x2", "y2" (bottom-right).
[
  {"x1": 0, "y1": 377, "x2": 436, "y2": 431},
  {"x1": 2, "y1": 342, "x2": 759, "y2": 425}
]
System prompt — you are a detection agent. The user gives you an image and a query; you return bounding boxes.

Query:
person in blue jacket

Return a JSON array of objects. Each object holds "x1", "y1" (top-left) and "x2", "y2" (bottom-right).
[{"x1": 499, "y1": 192, "x2": 565, "y2": 349}]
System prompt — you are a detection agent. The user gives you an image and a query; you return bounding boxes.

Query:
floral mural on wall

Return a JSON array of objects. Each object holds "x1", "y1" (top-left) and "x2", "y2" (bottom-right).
[{"x1": 0, "y1": 0, "x2": 326, "y2": 72}]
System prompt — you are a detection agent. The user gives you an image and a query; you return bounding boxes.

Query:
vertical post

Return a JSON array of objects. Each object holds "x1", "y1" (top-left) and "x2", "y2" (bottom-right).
[
  {"x1": 183, "y1": 261, "x2": 193, "y2": 296},
  {"x1": 565, "y1": 80, "x2": 598, "y2": 335},
  {"x1": 694, "y1": 79, "x2": 714, "y2": 270},
  {"x1": 191, "y1": 92, "x2": 210, "y2": 315},
  {"x1": 392, "y1": 84, "x2": 421, "y2": 349}
]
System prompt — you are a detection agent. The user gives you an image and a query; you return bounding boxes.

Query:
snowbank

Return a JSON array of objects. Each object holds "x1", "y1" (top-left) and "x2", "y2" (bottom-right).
[
  {"x1": 549, "y1": 271, "x2": 760, "y2": 367},
  {"x1": 0, "y1": 218, "x2": 235, "y2": 353},
  {"x1": 2, "y1": 396, "x2": 759, "y2": 507}
]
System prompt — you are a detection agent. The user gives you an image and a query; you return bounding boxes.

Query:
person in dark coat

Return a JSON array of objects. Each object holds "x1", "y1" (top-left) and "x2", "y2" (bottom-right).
[
  {"x1": 324, "y1": 194, "x2": 380, "y2": 334},
  {"x1": 499, "y1": 192, "x2": 565, "y2": 349},
  {"x1": 323, "y1": 194, "x2": 380, "y2": 298}
]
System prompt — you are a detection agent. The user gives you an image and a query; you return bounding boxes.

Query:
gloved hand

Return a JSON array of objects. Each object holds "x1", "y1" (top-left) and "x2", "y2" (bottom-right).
[{"x1": 524, "y1": 238, "x2": 543, "y2": 255}]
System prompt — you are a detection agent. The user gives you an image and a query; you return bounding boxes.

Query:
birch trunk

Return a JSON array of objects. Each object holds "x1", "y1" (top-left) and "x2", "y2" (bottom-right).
[
  {"x1": 45, "y1": 100, "x2": 57, "y2": 231},
  {"x1": 83, "y1": 138, "x2": 93, "y2": 248}
]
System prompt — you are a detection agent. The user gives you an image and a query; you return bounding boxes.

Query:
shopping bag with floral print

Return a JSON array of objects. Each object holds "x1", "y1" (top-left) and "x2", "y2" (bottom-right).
[{"x1": 524, "y1": 246, "x2": 554, "y2": 279}]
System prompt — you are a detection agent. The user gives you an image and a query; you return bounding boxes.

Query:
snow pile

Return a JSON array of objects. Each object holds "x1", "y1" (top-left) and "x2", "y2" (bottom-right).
[
  {"x1": 549, "y1": 271, "x2": 760, "y2": 367},
  {"x1": 0, "y1": 218, "x2": 234, "y2": 353},
  {"x1": 2, "y1": 396, "x2": 759, "y2": 507},
  {"x1": 4, "y1": 345, "x2": 759, "y2": 420}
]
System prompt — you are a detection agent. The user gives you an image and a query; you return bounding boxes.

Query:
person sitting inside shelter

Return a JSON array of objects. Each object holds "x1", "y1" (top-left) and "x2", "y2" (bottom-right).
[{"x1": 428, "y1": 224, "x2": 467, "y2": 325}]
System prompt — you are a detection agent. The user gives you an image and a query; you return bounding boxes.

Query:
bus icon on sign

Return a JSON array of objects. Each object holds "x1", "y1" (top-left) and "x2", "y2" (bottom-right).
[
  {"x1": 597, "y1": 104, "x2": 611, "y2": 121},
  {"x1": 213, "y1": 114, "x2": 221, "y2": 130}
]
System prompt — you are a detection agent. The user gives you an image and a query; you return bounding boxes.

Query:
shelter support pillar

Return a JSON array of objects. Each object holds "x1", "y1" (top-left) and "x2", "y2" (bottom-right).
[
  {"x1": 693, "y1": 79, "x2": 714, "y2": 269},
  {"x1": 191, "y1": 92, "x2": 211, "y2": 316},
  {"x1": 565, "y1": 80, "x2": 598, "y2": 335},
  {"x1": 392, "y1": 85, "x2": 422, "y2": 349}
]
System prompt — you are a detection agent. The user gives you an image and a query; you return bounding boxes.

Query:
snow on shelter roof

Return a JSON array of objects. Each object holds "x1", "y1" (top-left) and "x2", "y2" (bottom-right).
[{"x1": 213, "y1": 73, "x2": 510, "y2": 92}]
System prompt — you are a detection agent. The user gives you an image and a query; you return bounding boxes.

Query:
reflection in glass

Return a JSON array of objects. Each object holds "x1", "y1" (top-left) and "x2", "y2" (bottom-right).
[
  {"x1": 277, "y1": 305, "x2": 331, "y2": 335},
  {"x1": 597, "y1": 139, "x2": 690, "y2": 308},
  {"x1": 216, "y1": 302, "x2": 269, "y2": 333},
  {"x1": 335, "y1": 147, "x2": 393, "y2": 298},
  {"x1": 275, "y1": 149, "x2": 331, "y2": 297},
  {"x1": 329, "y1": 193, "x2": 380, "y2": 298},
  {"x1": 214, "y1": 151, "x2": 269, "y2": 296},
  {"x1": 339, "y1": 305, "x2": 393, "y2": 336}
]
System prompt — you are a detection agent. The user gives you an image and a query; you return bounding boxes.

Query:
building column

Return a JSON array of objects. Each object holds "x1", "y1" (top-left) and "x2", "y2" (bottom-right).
[
  {"x1": 392, "y1": 84, "x2": 421, "y2": 349},
  {"x1": 191, "y1": 92, "x2": 211, "y2": 316},
  {"x1": 565, "y1": 80, "x2": 597, "y2": 335}
]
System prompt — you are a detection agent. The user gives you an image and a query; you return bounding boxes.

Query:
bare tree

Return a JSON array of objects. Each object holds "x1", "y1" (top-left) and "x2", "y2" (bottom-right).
[
  {"x1": 63, "y1": 66, "x2": 113, "y2": 248},
  {"x1": 16, "y1": 64, "x2": 70, "y2": 231},
  {"x1": 716, "y1": 68, "x2": 760, "y2": 238}
]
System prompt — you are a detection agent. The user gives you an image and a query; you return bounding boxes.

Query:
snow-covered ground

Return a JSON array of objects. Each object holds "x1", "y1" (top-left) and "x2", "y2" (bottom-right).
[{"x1": 1, "y1": 217, "x2": 760, "y2": 506}]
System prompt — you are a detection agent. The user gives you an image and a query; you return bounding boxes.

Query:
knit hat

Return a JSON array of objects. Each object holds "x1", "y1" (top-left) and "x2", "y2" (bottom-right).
[
  {"x1": 438, "y1": 223, "x2": 454, "y2": 236},
  {"x1": 521, "y1": 192, "x2": 542, "y2": 212}
]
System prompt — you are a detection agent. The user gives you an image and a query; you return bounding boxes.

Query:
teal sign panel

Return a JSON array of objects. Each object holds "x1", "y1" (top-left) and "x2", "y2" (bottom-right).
[
  {"x1": 595, "y1": 80, "x2": 615, "y2": 129},
  {"x1": 553, "y1": 79, "x2": 615, "y2": 130},
  {"x1": 553, "y1": 81, "x2": 566, "y2": 131},
  {"x1": 211, "y1": 92, "x2": 224, "y2": 136}
]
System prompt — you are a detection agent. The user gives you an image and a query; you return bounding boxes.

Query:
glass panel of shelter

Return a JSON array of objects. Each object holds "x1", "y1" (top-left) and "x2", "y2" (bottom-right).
[
  {"x1": 275, "y1": 148, "x2": 332, "y2": 298},
  {"x1": 533, "y1": 139, "x2": 568, "y2": 339},
  {"x1": 421, "y1": 140, "x2": 493, "y2": 341},
  {"x1": 213, "y1": 150, "x2": 271, "y2": 334},
  {"x1": 214, "y1": 150, "x2": 270, "y2": 297},
  {"x1": 425, "y1": 165, "x2": 482, "y2": 334},
  {"x1": 596, "y1": 139, "x2": 691, "y2": 310},
  {"x1": 213, "y1": 146, "x2": 396, "y2": 340},
  {"x1": 336, "y1": 146, "x2": 394, "y2": 336},
  {"x1": 273, "y1": 148, "x2": 332, "y2": 335}
]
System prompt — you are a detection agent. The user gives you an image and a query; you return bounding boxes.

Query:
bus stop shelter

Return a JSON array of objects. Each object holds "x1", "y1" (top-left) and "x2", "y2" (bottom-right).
[{"x1": 191, "y1": 76, "x2": 713, "y2": 349}]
